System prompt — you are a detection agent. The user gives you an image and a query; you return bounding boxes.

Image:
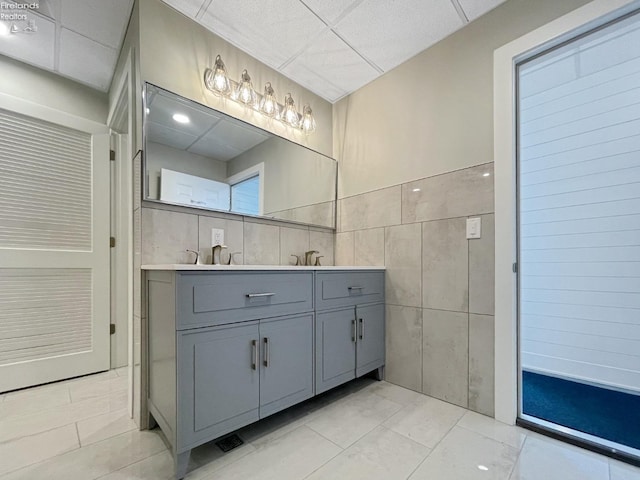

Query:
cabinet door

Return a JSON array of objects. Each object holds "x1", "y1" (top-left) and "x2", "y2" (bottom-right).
[
  {"x1": 315, "y1": 308, "x2": 356, "y2": 394},
  {"x1": 177, "y1": 322, "x2": 260, "y2": 449},
  {"x1": 356, "y1": 303, "x2": 385, "y2": 377},
  {"x1": 259, "y1": 314, "x2": 314, "y2": 418}
]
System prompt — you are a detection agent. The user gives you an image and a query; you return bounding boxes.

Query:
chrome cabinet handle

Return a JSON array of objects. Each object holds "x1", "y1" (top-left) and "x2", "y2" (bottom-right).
[
  {"x1": 351, "y1": 319, "x2": 357, "y2": 343},
  {"x1": 359, "y1": 318, "x2": 364, "y2": 340},
  {"x1": 263, "y1": 337, "x2": 270, "y2": 367},
  {"x1": 348, "y1": 286, "x2": 364, "y2": 290},
  {"x1": 246, "y1": 292, "x2": 276, "y2": 298},
  {"x1": 251, "y1": 340, "x2": 257, "y2": 370}
]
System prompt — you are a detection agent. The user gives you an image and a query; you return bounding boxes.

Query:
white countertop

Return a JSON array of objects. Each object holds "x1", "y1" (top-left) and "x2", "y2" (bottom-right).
[{"x1": 141, "y1": 264, "x2": 385, "y2": 271}]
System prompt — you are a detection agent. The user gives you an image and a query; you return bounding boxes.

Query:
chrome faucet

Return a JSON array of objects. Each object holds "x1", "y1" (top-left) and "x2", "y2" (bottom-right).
[
  {"x1": 225, "y1": 252, "x2": 241, "y2": 265},
  {"x1": 186, "y1": 249, "x2": 200, "y2": 265},
  {"x1": 211, "y1": 244, "x2": 227, "y2": 265},
  {"x1": 304, "y1": 250, "x2": 319, "y2": 266}
]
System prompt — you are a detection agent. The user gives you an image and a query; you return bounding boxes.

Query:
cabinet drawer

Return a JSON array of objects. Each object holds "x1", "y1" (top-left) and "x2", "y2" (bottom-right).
[
  {"x1": 176, "y1": 271, "x2": 313, "y2": 329},
  {"x1": 315, "y1": 271, "x2": 384, "y2": 310}
]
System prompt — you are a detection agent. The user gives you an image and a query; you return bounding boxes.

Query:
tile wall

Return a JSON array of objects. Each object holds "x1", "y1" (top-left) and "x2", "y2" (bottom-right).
[{"x1": 336, "y1": 162, "x2": 495, "y2": 416}]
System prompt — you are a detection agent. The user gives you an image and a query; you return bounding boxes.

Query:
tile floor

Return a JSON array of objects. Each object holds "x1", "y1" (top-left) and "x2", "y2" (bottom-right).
[{"x1": 0, "y1": 370, "x2": 638, "y2": 480}]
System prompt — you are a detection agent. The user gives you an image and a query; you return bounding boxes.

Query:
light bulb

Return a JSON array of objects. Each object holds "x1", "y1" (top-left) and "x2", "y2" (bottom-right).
[
  {"x1": 282, "y1": 93, "x2": 299, "y2": 127},
  {"x1": 236, "y1": 69, "x2": 256, "y2": 106},
  {"x1": 300, "y1": 104, "x2": 316, "y2": 134},
  {"x1": 259, "y1": 82, "x2": 279, "y2": 117},
  {"x1": 204, "y1": 55, "x2": 230, "y2": 94}
]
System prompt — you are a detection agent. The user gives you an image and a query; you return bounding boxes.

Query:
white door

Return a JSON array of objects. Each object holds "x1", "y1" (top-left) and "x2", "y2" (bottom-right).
[{"x1": 0, "y1": 105, "x2": 110, "y2": 392}]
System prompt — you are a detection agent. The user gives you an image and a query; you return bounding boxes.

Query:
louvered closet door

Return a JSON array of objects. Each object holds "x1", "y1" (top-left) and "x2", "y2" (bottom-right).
[{"x1": 0, "y1": 108, "x2": 110, "y2": 392}]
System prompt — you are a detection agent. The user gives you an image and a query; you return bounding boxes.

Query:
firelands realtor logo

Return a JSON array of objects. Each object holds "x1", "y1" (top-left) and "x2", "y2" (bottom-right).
[{"x1": 0, "y1": 2, "x2": 39, "y2": 35}]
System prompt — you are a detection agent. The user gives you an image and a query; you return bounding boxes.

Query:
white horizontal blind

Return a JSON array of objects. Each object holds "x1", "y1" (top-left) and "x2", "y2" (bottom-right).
[
  {"x1": 518, "y1": 12, "x2": 640, "y2": 392},
  {"x1": 0, "y1": 108, "x2": 92, "y2": 251},
  {"x1": 0, "y1": 269, "x2": 92, "y2": 366}
]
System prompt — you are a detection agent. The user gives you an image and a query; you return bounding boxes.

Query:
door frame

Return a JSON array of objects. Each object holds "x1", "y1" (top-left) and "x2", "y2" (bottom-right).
[{"x1": 493, "y1": 0, "x2": 640, "y2": 426}]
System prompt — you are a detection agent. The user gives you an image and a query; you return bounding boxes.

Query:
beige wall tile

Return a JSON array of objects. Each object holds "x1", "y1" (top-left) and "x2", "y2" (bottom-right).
[
  {"x1": 198, "y1": 216, "x2": 244, "y2": 265},
  {"x1": 280, "y1": 226, "x2": 310, "y2": 265},
  {"x1": 422, "y1": 218, "x2": 468, "y2": 312},
  {"x1": 141, "y1": 207, "x2": 198, "y2": 265},
  {"x1": 385, "y1": 224, "x2": 422, "y2": 308},
  {"x1": 469, "y1": 314, "x2": 495, "y2": 417},
  {"x1": 403, "y1": 164, "x2": 494, "y2": 223},
  {"x1": 354, "y1": 228, "x2": 385, "y2": 266},
  {"x1": 310, "y1": 230, "x2": 335, "y2": 266},
  {"x1": 243, "y1": 221, "x2": 280, "y2": 265},
  {"x1": 341, "y1": 186, "x2": 401, "y2": 232},
  {"x1": 469, "y1": 214, "x2": 495, "y2": 315},
  {"x1": 385, "y1": 305, "x2": 422, "y2": 392},
  {"x1": 335, "y1": 231, "x2": 355, "y2": 265},
  {"x1": 423, "y1": 309, "x2": 469, "y2": 408}
]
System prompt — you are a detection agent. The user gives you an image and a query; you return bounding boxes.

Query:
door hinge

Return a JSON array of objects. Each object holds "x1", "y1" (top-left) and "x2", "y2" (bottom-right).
[
  {"x1": 110, "y1": 236, "x2": 116, "y2": 248},
  {"x1": 110, "y1": 324, "x2": 116, "y2": 335},
  {"x1": 512, "y1": 262, "x2": 518, "y2": 273},
  {"x1": 110, "y1": 149, "x2": 116, "y2": 161}
]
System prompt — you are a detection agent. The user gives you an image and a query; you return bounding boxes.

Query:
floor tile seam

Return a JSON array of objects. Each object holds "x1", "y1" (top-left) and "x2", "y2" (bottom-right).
[
  {"x1": 455, "y1": 423, "x2": 524, "y2": 458},
  {"x1": 69, "y1": 385, "x2": 129, "y2": 404},
  {"x1": 0, "y1": 397, "x2": 73, "y2": 421},
  {"x1": 303, "y1": 421, "x2": 352, "y2": 450},
  {"x1": 0, "y1": 421, "x2": 81, "y2": 448},
  {"x1": 298, "y1": 433, "x2": 347, "y2": 480},
  {"x1": 92, "y1": 450, "x2": 168, "y2": 480},
  {"x1": 79, "y1": 420, "x2": 138, "y2": 449}
]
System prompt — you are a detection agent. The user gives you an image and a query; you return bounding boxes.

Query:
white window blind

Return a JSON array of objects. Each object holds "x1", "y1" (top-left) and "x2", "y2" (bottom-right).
[
  {"x1": 518, "y1": 13, "x2": 640, "y2": 392},
  {"x1": 0, "y1": 108, "x2": 92, "y2": 251}
]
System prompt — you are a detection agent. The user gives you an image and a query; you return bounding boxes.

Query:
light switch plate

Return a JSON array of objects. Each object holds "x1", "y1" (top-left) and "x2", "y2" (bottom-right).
[
  {"x1": 211, "y1": 228, "x2": 225, "y2": 246},
  {"x1": 466, "y1": 217, "x2": 481, "y2": 239}
]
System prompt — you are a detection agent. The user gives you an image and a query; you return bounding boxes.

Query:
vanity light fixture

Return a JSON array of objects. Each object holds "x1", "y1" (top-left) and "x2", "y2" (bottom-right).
[
  {"x1": 259, "y1": 82, "x2": 279, "y2": 117},
  {"x1": 204, "y1": 55, "x2": 231, "y2": 95},
  {"x1": 235, "y1": 69, "x2": 256, "y2": 106},
  {"x1": 172, "y1": 113, "x2": 190, "y2": 124},
  {"x1": 203, "y1": 55, "x2": 316, "y2": 134}
]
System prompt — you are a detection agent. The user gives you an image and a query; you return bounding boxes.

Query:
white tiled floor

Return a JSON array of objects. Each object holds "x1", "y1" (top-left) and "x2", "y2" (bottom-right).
[{"x1": 1, "y1": 371, "x2": 639, "y2": 480}]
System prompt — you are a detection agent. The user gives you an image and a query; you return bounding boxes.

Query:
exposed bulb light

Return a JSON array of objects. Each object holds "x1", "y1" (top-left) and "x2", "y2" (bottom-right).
[
  {"x1": 204, "y1": 55, "x2": 230, "y2": 94},
  {"x1": 172, "y1": 113, "x2": 190, "y2": 124},
  {"x1": 259, "y1": 82, "x2": 279, "y2": 117},
  {"x1": 300, "y1": 104, "x2": 316, "y2": 134},
  {"x1": 412, "y1": 188, "x2": 421, "y2": 192},
  {"x1": 235, "y1": 69, "x2": 256, "y2": 106},
  {"x1": 483, "y1": 172, "x2": 490, "y2": 177},
  {"x1": 202, "y1": 54, "x2": 317, "y2": 134},
  {"x1": 282, "y1": 93, "x2": 299, "y2": 127},
  {"x1": 478, "y1": 465, "x2": 489, "y2": 471}
]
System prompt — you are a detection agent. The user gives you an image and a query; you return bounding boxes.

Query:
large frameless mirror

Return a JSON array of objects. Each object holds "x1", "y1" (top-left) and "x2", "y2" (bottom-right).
[{"x1": 143, "y1": 83, "x2": 336, "y2": 229}]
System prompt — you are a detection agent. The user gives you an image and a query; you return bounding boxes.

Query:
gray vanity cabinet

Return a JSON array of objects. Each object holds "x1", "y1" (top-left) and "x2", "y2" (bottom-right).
[{"x1": 314, "y1": 271, "x2": 386, "y2": 395}]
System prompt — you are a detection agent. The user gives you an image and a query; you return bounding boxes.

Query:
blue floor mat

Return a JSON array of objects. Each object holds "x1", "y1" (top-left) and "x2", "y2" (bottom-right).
[{"x1": 522, "y1": 371, "x2": 640, "y2": 451}]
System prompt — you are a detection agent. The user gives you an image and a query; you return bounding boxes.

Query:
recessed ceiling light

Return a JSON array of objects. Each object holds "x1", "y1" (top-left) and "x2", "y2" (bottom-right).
[
  {"x1": 412, "y1": 188, "x2": 421, "y2": 192},
  {"x1": 172, "y1": 113, "x2": 190, "y2": 124},
  {"x1": 483, "y1": 172, "x2": 490, "y2": 177}
]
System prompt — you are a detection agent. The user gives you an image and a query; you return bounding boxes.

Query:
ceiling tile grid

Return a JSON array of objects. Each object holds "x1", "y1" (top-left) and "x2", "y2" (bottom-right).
[{"x1": 0, "y1": 0, "x2": 133, "y2": 91}]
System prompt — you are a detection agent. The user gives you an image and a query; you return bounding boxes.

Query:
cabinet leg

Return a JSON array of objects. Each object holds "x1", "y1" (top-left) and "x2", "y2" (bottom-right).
[
  {"x1": 175, "y1": 450, "x2": 191, "y2": 480},
  {"x1": 374, "y1": 366, "x2": 384, "y2": 381}
]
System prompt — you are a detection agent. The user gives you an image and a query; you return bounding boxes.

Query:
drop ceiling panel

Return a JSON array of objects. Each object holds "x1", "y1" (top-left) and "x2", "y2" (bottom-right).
[
  {"x1": 200, "y1": 0, "x2": 327, "y2": 69},
  {"x1": 148, "y1": 122, "x2": 199, "y2": 150},
  {"x1": 187, "y1": 134, "x2": 243, "y2": 161},
  {"x1": 148, "y1": 92, "x2": 222, "y2": 136},
  {"x1": 58, "y1": 28, "x2": 119, "y2": 91},
  {"x1": 162, "y1": 0, "x2": 207, "y2": 18},
  {"x1": 209, "y1": 120, "x2": 270, "y2": 152},
  {"x1": 457, "y1": 0, "x2": 505, "y2": 21},
  {"x1": 283, "y1": 30, "x2": 378, "y2": 101},
  {"x1": 0, "y1": 13, "x2": 55, "y2": 70},
  {"x1": 280, "y1": 61, "x2": 347, "y2": 103},
  {"x1": 299, "y1": 0, "x2": 361, "y2": 25},
  {"x1": 335, "y1": 0, "x2": 464, "y2": 72},
  {"x1": 61, "y1": 0, "x2": 134, "y2": 49}
]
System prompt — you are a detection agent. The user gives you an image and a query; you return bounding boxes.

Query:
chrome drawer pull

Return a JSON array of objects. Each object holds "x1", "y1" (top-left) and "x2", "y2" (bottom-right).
[
  {"x1": 348, "y1": 286, "x2": 364, "y2": 291},
  {"x1": 246, "y1": 292, "x2": 276, "y2": 298},
  {"x1": 251, "y1": 340, "x2": 258, "y2": 370},
  {"x1": 263, "y1": 337, "x2": 270, "y2": 367},
  {"x1": 359, "y1": 318, "x2": 364, "y2": 340},
  {"x1": 351, "y1": 319, "x2": 357, "y2": 343}
]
